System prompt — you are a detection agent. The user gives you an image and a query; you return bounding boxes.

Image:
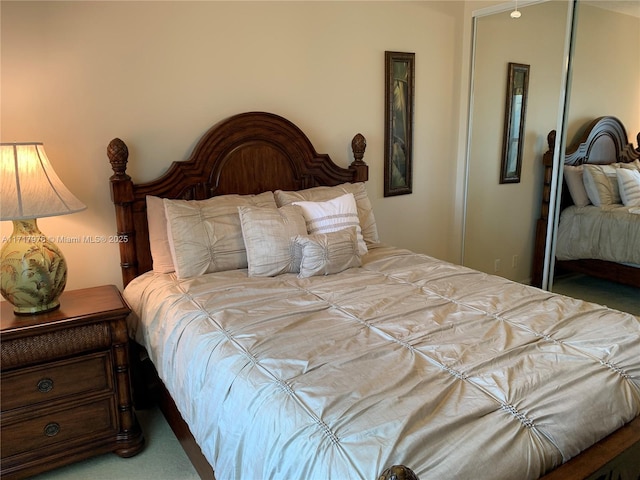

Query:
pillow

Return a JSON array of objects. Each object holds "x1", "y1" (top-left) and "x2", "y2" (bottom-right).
[
  {"x1": 616, "y1": 168, "x2": 640, "y2": 207},
  {"x1": 295, "y1": 227, "x2": 362, "y2": 278},
  {"x1": 146, "y1": 195, "x2": 175, "y2": 273},
  {"x1": 238, "y1": 204, "x2": 307, "y2": 276},
  {"x1": 563, "y1": 165, "x2": 590, "y2": 207},
  {"x1": 163, "y1": 191, "x2": 277, "y2": 279},
  {"x1": 292, "y1": 193, "x2": 367, "y2": 255},
  {"x1": 619, "y1": 159, "x2": 640, "y2": 172},
  {"x1": 275, "y1": 182, "x2": 379, "y2": 245},
  {"x1": 582, "y1": 164, "x2": 621, "y2": 206}
]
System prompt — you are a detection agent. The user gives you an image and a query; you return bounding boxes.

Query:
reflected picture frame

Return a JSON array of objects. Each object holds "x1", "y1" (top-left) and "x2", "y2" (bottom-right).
[
  {"x1": 384, "y1": 51, "x2": 415, "y2": 196},
  {"x1": 500, "y1": 62, "x2": 530, "y2": 184}
]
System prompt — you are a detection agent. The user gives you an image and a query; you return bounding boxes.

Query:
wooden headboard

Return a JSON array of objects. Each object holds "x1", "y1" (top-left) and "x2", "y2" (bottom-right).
[
  {"x1": 108, "y1": 112, "x2": 368, "y2": 287},
  {"x1": 531, "y1": 116, "x2": 640, "y2": 287}
]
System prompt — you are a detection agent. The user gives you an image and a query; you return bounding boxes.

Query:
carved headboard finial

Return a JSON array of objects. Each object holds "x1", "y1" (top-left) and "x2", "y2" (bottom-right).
[
  {"x1": 352, "y1": 133, "x2": 367, "y2": 165},
  {"x1": 108, "y1": 138, "x2": 130, "y2": 180},
  {"x1": 547, "y1": 130, "x2": 557, "y2": 151}
]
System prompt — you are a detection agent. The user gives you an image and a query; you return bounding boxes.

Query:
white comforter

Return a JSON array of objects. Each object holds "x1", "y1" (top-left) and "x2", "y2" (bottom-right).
[
  {"x1": 124, "y1": 245, "x2": 640, "y2": 480},
  {"x1": 556, "y1": 205, "x2": 640, "y2": 265}
]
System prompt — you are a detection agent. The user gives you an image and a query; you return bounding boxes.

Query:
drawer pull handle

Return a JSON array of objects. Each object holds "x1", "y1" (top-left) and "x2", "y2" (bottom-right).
[
  {"x1": 44, "y1": 422, "x2": 60, "y2": 437},
  {"x1": 37, "y1": 378, "x2": 54, "y2": 393}
]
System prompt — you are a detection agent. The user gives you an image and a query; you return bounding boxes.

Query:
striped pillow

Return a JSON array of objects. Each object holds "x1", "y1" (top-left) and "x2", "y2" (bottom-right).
[
  {"x1": 616, "y1": 168, "x2": 640, "y2": 207},
  {"x1": 292, "y1": 193, "x2": 367, "y2": 255},
  {"x1": 583, "y1": 164, "x2": 621, "y2": 206}
]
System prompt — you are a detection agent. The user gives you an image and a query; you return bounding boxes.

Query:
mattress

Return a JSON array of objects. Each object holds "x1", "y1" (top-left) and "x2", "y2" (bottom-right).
[
  {"x1": 124, "y1": 244, "x2": 640, "y2": 480},
  {"x1": 555, "y1": 205, "x2": 640, "y2": 265}
]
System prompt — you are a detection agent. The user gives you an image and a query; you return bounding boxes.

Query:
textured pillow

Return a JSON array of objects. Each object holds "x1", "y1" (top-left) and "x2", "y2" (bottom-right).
[
  {"x1": 238, "y1": 204, "x2": 307, "y2": 277},
  {"x1": 563, "y1": 165, "x2": 590, "y2": 207},
  {"x1": 274, "y1": 182, "x2": 379, "y2": 245},
  {"x1": 616, "y1": 168, "x2": 640, "y2": 207},
  {"x1": 619, "y1": 159, "x2": 640, "y2": 172},
  {"x1": 292, "y1": 193, "x2": 367, "y2": 255},
  {"x1": 295, "y1": 227, "x2": 362, "y2": 278},
  {"x1": 164, "y1": 191, "x2": 276, "y2": 279},
  {"x1": 582, "y1": 164, "x2": 621, "y2": 206},
  {"x1": 146, "y1": 195, "x2": 175, "y2": 273}
]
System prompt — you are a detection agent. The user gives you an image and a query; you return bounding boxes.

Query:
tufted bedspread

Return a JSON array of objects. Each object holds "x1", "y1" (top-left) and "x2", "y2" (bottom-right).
[{"x1": 124, "y1": 244, "x2": 640, "y2": 480}]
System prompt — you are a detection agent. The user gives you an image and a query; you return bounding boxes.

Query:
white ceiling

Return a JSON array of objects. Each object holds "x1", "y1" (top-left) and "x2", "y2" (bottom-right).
[{"x1": 582, "y1": 0, "x2": 640, "y2": 18}]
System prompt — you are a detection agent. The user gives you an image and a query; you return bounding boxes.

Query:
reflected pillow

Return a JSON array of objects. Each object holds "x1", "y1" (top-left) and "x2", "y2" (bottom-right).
[
  {"x1": 619, "y1": 159, "x2": 640, "y2": 172},
  {"x1": 563, "y1": 165, "x2": 590, "y2": 207},
  {"x1": 295, "y1": 227, "x2": 362, "y2": 278},
  {"x1": 238, "y1": 204, "x2": 307, "y2": 277},
  {"x1": 582, "y1": 164, "x2": 621, "y2": 206},
  {"x1": 616, "y1": 168, "x2": 640, "y2": 207}
]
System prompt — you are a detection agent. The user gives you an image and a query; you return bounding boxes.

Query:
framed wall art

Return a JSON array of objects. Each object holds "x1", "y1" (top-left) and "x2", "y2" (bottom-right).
[{"x1": 384, "y1": 51, "x2": 415, "y2": 196}]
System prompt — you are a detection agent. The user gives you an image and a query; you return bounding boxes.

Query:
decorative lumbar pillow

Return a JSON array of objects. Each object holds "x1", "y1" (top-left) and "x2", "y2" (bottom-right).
[
  {"x1": 146, "y1": 195, "x2": 175, "y2": 273},
  {"x1": 163, "y1": 191, "x2": 277, "y2": 279},
  {"x1": 291, "y1": 193, "x2": 367, "y2": 255},
  {"x1": 238, "y1": 204, "x2": 307, "y2": 277},
  {"x1": 616, "y1": 168, "x2": 640, "y2": 207},
  {"x1": 274, "y1": 182, "x2": 379, "y2": 245},
  {"x1": 582, "y1": 164, "x2": 621, "y2": 206},
  {"x1": 295, "y1": 227, "x2": 362, "y2": 278},
  {"x1": 563, "y1": 165, "x2": 590, "y2": 207}
]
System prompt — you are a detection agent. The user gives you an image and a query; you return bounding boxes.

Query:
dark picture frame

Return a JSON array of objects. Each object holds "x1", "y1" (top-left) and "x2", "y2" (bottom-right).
[
  {"x1": 384, "y1": 51, "x2": 415, "y2": 196},
  {"x1": 500, "y1": 62, "x2": 530, "y2": 184}
]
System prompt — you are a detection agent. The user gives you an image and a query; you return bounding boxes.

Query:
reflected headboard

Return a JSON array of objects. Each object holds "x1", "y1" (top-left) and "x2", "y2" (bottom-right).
[
  {"x1": 107, "y1": 111, "x2": 368, "y2": 287},
  {"x1": 531, "y1": 116, "x2": 640, "y2": 288}
]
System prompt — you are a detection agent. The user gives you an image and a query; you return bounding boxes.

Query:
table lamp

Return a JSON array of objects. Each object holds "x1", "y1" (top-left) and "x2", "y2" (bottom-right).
[{"x1": 1, "y1": 142, "x2": 86, "y2": 314}]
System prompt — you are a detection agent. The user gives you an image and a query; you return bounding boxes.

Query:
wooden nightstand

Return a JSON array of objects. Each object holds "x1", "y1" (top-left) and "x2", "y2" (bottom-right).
[{"x1": 0, "y1": 285, "x2": 144, "y2": 479}]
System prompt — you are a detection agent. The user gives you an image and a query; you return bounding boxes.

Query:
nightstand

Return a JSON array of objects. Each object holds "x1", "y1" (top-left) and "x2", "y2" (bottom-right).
[{"x1": 0, "y1": 285, "x2": 144, "y2": 479}]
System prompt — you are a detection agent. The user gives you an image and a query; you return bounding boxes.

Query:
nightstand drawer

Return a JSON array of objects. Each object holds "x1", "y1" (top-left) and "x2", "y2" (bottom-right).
[
  {"x1": 1, "y1": 352, "x2": 113, "y2": 411},
  {"x1": 1, "y1": 397, "x2": 117, "y2": 458}
]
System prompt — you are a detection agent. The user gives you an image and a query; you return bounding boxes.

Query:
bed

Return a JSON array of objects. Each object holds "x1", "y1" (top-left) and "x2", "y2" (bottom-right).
[
  {"x1": 108, "y1": 112, "x2": 640, "y2": 480},
  {"x1": 531, "y1": 116, "x2": 640, "y2": 289}
]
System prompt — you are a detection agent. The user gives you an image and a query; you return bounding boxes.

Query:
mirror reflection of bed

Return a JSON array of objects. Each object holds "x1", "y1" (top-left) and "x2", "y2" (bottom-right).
[
  {"x1": 465, "y1": 0, "x2": 639, "y2": 318},
  {"x1": 533, "y1": 1, "x2": 640, "y2": 314},
  {"x1": 531, "y1": 116, "x2": 640, "y2": 316}
]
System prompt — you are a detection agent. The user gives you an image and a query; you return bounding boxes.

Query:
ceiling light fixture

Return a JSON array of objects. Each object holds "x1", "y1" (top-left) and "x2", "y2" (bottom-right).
[{"x1": 511, "y1": 0, "x2": 522, "y2": 18}]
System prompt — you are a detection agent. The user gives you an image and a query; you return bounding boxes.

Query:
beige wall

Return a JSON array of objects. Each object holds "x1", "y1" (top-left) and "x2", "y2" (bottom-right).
[
  {"x1": 1, "y1": 1, "x2": 466, "y2": 291},
  {"x1": 2, "y1": 1, "x2": 636, "y2": 293}
]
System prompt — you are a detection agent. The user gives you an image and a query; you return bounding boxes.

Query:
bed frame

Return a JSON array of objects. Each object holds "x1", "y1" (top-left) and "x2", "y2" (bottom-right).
[
  {"x1": 531, "y1": 116, "x2": 640, "y2": 289},
  {"x1": 109, "y1": 112, "x2": 640, "y2": 480}
]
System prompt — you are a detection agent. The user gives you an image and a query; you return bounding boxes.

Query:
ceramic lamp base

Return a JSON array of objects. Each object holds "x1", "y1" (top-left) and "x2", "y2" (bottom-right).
[{"x1": 1, "y1": 219, "x2": 67, "y2": 315}]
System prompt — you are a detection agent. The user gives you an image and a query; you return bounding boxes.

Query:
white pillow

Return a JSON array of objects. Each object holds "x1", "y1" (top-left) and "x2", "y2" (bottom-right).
[
  {"x1": 563, "y1": 165, "x2": 590, "y2": 207},
  {"x1": 582, "y1": 164, "x2": 621, "y2": 206},
  {"x1": 163, "y1": 191, "x2": 277, "y2": 279},
  {"x1": 275, "y1": 182, "x2": 379, "y2": 245},
  {"x1": 295, "y1": 227, "x2": 362, "y2": 278},
  {"x1": 238, "y1": 205, "x2": 307, "y2": 277},
  {"x1": 146, "y1": 195, "x2": 175, "y2": 273},
  {"x1": 617, "y1": 168, "x2": 640, "y2": 207},
  {"x1": 292, "y1": 193, "x2": 367, "y2": 255}
]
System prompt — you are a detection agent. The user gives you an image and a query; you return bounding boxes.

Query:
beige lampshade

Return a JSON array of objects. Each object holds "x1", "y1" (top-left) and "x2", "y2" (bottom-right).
[{"x1": 1, "y1": 142, "x2": 86, "y2": 220}]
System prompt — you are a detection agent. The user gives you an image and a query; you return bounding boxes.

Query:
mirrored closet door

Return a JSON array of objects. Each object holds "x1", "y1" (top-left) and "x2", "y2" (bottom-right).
[{"x1": 463, "y1": 0, "x2": 574, "y2": 288}]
